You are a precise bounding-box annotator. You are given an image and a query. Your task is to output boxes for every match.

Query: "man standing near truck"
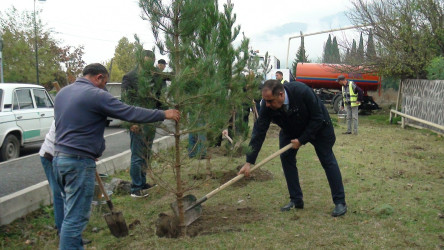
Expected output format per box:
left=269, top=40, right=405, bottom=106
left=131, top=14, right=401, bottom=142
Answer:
left=54, top=63, right=180, bottom=249
left=338, top=75, right=363, bottom=135
left=238, top=80, right=347, bottom=217
left=275, top=71, right=288, bottom=84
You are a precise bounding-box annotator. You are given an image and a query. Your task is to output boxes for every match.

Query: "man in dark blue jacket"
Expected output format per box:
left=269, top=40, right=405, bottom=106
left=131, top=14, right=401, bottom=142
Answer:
left=238, top=80, right=347, bottom=217
left=53, top=63, right=180, bottom=249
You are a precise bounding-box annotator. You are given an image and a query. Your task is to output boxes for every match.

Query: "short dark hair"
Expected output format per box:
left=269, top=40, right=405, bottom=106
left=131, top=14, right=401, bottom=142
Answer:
left=276, top=71, right=283, bottom=76
left=158, top=59, right=167, bottom=65
left=82, top=63, right=109, bottom=76
left=262, top=79, right=284, bottom=96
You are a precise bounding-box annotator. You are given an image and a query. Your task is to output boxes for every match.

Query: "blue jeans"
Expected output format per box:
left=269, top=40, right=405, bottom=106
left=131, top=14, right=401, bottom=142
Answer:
left=188, top=132, right=207, bottom=158
left=130, top=128, right=155, bottom=193
left=53, top=155, right=96, bottom=250
left=40, top=156, right=64, bottom=233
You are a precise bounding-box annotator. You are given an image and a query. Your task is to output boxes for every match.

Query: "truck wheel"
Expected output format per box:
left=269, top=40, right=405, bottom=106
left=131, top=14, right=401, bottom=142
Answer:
left=0, top=134, right=20, bottom=161
left=333, top=97, right=342, bottom=113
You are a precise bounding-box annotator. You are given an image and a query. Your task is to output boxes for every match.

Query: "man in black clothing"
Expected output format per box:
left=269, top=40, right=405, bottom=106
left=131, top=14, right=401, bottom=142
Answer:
left=122, top=50, right=165, bottom=198
left=238, top=80, right=347, bottom=217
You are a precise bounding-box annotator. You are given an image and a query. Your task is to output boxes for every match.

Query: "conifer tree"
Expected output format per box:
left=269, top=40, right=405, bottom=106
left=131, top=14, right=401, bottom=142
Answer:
left=344, top=48, right=351, bottom=64
left=366, top=29, right=376, bottom=62
left=357, top=32, right=365, bottom=63
left=138, top=0, right=255, bottom=236
left=349, top=39, right=357, bottom=65
left=292, top=34, right=309, bottom=72
left=322, top=34, right=333, bottom=63
left=332, top=36, right=341, bottom=63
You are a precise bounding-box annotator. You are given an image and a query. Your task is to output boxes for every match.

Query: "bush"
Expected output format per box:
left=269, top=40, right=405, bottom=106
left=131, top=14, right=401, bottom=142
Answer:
left=426, top=56, right=444, bottom=80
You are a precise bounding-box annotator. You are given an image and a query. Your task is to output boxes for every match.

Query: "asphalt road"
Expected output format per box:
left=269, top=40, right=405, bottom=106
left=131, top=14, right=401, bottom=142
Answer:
left=0, top=123, right=173, bottom=198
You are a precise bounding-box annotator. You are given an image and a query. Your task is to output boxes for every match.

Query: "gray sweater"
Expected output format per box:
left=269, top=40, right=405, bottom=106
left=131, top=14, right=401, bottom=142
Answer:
left=55, top=77, right=165, bottom=159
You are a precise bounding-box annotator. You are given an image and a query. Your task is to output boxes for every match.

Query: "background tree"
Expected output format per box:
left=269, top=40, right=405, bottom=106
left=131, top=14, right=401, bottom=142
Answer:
left=348, top=0, right=444, bottom=79
left=356, top=32, right=365, bottom=63
left=113, top=37, right=136, bottom=73
left=344, top=48, right=351, bottom=64
left=322, top=34, right=333, bottom=63
left=0, top=7, right=84, bottom=87
left=366, top=29, right=376, bottom=62
left=60, top=45, right=85, bottom=84
left=331, top=36, right=341, bottom=63
left=104, top=59, right=126, bottom=83
left=138, top=0, right=255, bottom=236
left=426, top=56, right=444, bottom=80
left=292, top=33, right=309, bottom=72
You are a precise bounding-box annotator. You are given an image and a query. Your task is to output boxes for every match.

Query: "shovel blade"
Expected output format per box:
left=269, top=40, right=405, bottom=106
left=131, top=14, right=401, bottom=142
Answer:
left=104, top=211, right=129, bottom=238
left=170, top=194, right=202, bottom=226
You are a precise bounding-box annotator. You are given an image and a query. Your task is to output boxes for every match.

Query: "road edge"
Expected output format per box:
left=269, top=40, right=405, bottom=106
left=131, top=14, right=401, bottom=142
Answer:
left=0, top=134, right=182, bottom=226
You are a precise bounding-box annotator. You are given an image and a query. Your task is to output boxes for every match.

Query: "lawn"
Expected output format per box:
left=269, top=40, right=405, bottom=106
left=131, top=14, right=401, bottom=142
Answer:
left=1, top=107, right=443, bottom=249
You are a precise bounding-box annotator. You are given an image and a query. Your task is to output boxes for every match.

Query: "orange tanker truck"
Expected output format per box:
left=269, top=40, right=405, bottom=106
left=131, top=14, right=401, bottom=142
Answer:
left=293, top=63, right=381, bottom=113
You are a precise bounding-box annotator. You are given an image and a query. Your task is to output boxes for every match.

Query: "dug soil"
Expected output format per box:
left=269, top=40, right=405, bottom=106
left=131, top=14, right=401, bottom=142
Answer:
left=186, top=205, right=261, bottom=237
left=156, top=167, right=273, bottom=238
left=219, top=166, right=274, bottom=187
left=155, top=205, right=262, bottom=238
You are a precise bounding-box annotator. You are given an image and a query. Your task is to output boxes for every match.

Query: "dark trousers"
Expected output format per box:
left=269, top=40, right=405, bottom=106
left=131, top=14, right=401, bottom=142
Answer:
left=279, top=126, right=346, bottom=205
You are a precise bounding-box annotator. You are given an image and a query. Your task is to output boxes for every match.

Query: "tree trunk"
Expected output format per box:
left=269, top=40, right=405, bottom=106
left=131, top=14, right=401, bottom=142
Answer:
left=174, top=120, right=186, bottom=237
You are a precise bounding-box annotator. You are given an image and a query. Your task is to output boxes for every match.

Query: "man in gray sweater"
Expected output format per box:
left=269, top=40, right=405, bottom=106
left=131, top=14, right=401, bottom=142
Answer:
left=53, top=63, right=180, bottom=250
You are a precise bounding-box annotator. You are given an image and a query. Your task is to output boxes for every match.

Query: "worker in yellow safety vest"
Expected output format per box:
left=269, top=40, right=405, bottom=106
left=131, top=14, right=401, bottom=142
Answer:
left=276, top=71, right=288, bottom=84
left=337, top=75, right=363, bottom=135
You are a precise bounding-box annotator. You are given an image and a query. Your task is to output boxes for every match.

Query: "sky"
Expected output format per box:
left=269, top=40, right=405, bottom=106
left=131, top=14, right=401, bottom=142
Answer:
left=0, top=0, right=360, bottom=68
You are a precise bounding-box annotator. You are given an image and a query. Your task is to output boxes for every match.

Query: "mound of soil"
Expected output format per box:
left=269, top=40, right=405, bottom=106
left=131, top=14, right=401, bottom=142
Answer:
left=155, top=205, right=262, bottom=238
left=219, top=166, right=274, bottom=187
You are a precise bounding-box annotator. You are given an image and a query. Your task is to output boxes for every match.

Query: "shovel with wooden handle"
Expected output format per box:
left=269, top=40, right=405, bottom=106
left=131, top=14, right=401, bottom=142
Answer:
left=171, top=143, right=293, bottom=226
left=95, top=171, right=129, bottom=238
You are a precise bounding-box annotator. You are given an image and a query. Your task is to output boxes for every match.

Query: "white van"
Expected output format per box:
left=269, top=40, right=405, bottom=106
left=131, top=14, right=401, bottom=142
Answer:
left=0, top=83, right=54, bottom=161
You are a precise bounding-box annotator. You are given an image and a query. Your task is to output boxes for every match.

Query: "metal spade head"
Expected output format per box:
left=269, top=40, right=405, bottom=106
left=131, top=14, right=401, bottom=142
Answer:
left=104, top=211, right=129, bottom=238
left=170, top=194, right=202, bottom=226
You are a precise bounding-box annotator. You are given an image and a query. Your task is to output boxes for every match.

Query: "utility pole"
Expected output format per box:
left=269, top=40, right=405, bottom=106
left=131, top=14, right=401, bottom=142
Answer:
left=0, top=33, right=4, bottom=83
left=33, top=0, right=40, bottom=85
left=33, top=0, right=46, bottom=85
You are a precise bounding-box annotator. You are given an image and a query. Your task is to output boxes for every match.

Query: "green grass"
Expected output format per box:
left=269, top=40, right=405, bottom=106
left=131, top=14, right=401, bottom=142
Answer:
left=1, top=108, right=444, bottom=249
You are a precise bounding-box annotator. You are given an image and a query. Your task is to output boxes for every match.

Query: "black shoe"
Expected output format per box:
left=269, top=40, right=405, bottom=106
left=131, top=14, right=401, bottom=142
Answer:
left=130, top=190, right=149, bottom=198
left=332, top=203, right=347, bottom=217
left=142, top=183, right=157, bottom=190
left=280, top=200, right=304, bottom=211
left=342, top=132, right=352, bottom=134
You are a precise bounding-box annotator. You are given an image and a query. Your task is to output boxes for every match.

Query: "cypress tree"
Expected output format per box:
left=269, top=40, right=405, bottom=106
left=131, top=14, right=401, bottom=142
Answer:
left=292, top=35, right=309, bottom=72
left=332, top=36, right=341, bottom=63
left=323, top=34, right=333, bottom=63
left=350, top=39, right=357, bottom=64
left=366, top=28, right=376, bottom=62
left=357, top=32, right=365, bottom=63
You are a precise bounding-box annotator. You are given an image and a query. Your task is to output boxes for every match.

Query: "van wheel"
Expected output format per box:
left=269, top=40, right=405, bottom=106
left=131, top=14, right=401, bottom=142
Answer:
left=0, top=134, right=20, bottom=161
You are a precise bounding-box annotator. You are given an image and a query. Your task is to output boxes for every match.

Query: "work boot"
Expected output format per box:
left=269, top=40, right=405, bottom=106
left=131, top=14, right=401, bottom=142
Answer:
left=342, top=132, right=352, bottom=135
left=280, top=200, right=304, bottom=211
left=332, top=203, right=347, bottom=217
